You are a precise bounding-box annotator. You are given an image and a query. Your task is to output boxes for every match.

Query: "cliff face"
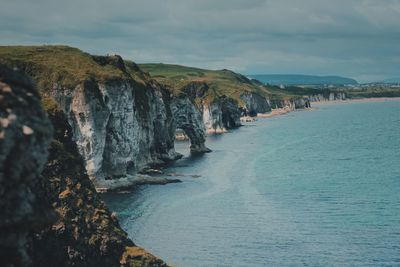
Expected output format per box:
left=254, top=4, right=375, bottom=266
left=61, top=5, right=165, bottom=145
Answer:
left=51, top=78, right=181, bottom=188
left=0, top=47, right=201, bottom=189
left=270, top=92, right=346, bottom=110
left=240, top=92, right=271, bottom=116
left=0, top=65, right=54, bottom=266
left=171, top=95, right=211, bottom=153
left=218, top=96, right=242, bottom=129
left=179, top=81, right=242, bottom=134
left=269, top=97, right=311, bottom=110
left=202, top=97, right=241, bottom=133
left=293, top=98, right=311, bottom=109
left=1, top=65, right=167, bottom=267
left=306, top=92, right=346, bottom=102
left=32, top=98, right=168, bottom=267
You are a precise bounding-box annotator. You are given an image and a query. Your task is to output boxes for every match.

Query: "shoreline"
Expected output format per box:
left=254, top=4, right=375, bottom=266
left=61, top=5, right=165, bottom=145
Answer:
left=256, top=106, right=303, bottom=119
left=253, top=97, right=400, bottom=120
left=100, top=96, right=400, bottom=193
left=311, top=97, right=400, bottom=106
left=111, top=95, right=400, bottom=267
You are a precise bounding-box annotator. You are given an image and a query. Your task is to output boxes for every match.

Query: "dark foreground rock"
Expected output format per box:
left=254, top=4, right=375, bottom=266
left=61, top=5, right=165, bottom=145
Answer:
left=0, top=64, right=54, bottom=266
left=0, top=46, right=192, bottom=190
left=0, top=65, right=169, bottom=266
left=32, top=99, right=168, bottom=267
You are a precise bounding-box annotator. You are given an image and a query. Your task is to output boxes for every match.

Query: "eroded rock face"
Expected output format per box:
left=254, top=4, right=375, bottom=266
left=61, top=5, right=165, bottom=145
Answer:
left=0, top=65, right=54, bottom=266
left=203, top=101, right=242, bottom=132
left=219, top=96, right=242, bottom=129
left=269, top=98, right=311, bottom=110
left=202, top=97, right=241, bottom=133
left=0, top=64, right=169, bottom=267
left=240, top=92, right=271, bottom=116
left=203, top=101, right=225, bottom=133
left=182, top=81, right=209, bottom=99
left=171, top=95, right=211, bottom=153
left=293, top=98, right=308, bottom=109
left=306, top=92, right=346, bottom=102
left=179, top=82, right=241, bottom=134
left=32, top=100, right=168, bottom=267
left=50, top=78, right=181, bottom=188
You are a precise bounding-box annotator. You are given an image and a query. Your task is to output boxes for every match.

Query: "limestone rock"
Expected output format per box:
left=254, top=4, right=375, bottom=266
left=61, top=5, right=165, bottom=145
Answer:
left=49, top=70, right=181, bottom=188
left=171, top=95, right=211, bottom=153
left=32, top=97, right=169, bottom=267
left=240, top=92, right=271, bottom=116
left=178, top=81, right=241, bottom=134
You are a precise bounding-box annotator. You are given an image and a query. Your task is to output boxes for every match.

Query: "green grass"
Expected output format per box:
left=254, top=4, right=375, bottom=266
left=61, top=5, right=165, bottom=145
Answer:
left=0, top=46, right=350, bottom=105
left=345, top=87, right=400, bottom=98
left=139, top=63, right=275, bottom=103
left=0, top=45, right=129, bottom=92
left=138, top=63, right=318, bottom=104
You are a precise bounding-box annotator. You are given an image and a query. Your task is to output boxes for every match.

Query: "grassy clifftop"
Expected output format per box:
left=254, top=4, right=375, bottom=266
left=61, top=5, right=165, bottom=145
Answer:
left=139, top=63, right=273, bottom=102
left=0, top=46, right=325, bottom=104
left=139, top=63, right=318, bottom=104
left=0, top=46, right=149, bottom=92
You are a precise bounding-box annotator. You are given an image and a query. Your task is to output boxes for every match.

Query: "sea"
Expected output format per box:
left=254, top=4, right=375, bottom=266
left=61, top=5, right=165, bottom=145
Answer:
left=103, top=99, right=400, bottom=267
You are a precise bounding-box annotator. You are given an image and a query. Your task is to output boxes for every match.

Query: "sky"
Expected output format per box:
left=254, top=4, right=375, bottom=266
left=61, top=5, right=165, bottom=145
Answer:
left=1, top=0, right=399, bottom=82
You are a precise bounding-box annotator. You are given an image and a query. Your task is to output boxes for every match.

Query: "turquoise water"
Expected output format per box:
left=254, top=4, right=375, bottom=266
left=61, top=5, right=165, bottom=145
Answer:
left=103, top=100, right=400, bottom=266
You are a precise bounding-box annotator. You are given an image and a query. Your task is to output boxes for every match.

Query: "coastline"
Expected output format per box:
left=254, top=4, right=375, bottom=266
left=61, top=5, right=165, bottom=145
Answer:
left=256, top=106, right=304, bottom=119
left=311, top=97, right=400, bottom=106
left=102, top=96, right=400, bottom=193
left=253, top=97, right=400, bottom=120
left=106, top=96, right=400, bottom=267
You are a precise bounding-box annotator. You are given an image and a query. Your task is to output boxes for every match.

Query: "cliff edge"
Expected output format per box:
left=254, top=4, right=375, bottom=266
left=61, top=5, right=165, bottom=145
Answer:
left=0, top=65, right=169, bottom=266
left=0, top=45, right=211, bottom=189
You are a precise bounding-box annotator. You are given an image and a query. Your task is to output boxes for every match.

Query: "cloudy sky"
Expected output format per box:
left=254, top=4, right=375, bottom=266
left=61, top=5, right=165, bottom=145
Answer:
left=1, top=0, right=399, bottom=82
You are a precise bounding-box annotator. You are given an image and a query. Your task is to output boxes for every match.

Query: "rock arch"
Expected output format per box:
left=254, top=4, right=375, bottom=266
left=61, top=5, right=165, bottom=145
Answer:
left=171, top=96, right=211, bottom=154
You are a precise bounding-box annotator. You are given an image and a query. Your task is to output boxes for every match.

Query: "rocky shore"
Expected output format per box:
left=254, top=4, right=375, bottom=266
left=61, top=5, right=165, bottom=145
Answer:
left=2, top=45, right=393, bottom=267
left=0, top=64, right=169, bottom=267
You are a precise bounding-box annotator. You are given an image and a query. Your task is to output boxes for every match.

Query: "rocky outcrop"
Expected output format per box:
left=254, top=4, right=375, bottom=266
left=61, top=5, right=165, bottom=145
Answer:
left=47, top=63, right=182, bottom=189
left=202, top=96, right=241, bottom=133
left=0, top=65, right=54, bottom=266
left=219, top=96, right=242, bottom=129
left=0, top=64, right=168, bottom=266
left=269, top=97, right=311, bottom=110
left=202, top=101, right=225, bottom=134
left=240, top=92, right=271, bottom=116
left=182, top=81, right=209, bottom=99
left=0, top=48, right=191, bottom=189
left=178, top=81, right=241, bottom=134
left=306, top=92, right=346, bottom=102
left=171, top=95, right=211, bottom=153
left=293, top=98, right=311, bottom=109
left=32, top=98, right=168, bottom=267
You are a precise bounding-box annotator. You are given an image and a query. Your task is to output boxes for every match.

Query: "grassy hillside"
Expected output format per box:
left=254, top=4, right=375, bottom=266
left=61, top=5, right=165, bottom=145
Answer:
left=0, top=46, right=325, bottom=105
left=0, top=46, right=149, bottom=93
left=139, top=63, right=276, bottom=103
left=139, top=63, right=337, bottom=106
left=344, top=87, right=400, bottom=99
left=248, top=74, right=358, bottom=85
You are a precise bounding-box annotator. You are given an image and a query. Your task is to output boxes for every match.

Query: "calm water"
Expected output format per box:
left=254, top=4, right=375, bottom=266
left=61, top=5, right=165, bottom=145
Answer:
left=103, top=100, right=400, bottom=267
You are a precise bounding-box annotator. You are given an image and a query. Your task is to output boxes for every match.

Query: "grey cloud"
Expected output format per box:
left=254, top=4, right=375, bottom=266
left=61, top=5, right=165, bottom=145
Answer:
left=1, top=0, right=399, bottom=82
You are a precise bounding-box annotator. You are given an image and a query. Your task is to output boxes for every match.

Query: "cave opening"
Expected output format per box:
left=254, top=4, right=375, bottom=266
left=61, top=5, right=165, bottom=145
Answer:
left=174, top=128, right=191, bottom=156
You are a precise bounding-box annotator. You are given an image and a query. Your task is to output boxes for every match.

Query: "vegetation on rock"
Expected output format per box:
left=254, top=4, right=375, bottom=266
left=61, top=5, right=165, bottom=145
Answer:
left=139, top=63, right=316, bottom=105
left=34, top=83, right=169, bottom=267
